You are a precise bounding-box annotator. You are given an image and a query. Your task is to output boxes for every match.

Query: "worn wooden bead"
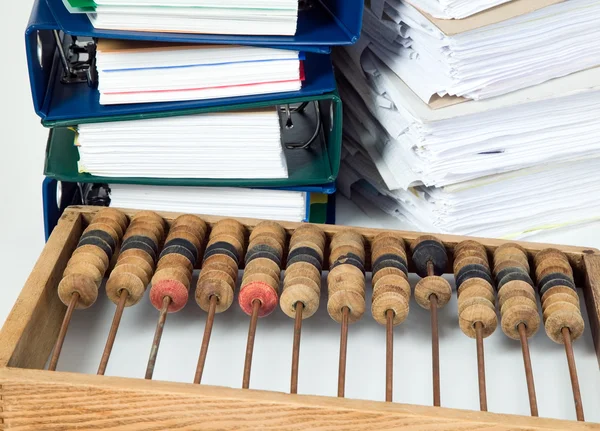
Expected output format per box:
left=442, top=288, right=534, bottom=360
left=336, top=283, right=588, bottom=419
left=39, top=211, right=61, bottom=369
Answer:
left=94, top=208, right=128, bottom=233
left=541, top=285, right=579, bottom=304
left=289, top=225, right=326, bottom=251
left=112, top=263, right=150, bottom=287
left=150, top=279, right=189, bottom=312
left=327, top=290, right=365, bottom=324
left=72, top=244, right=110, bottom=270
left=209, top=218, right=244, bottom=237
left=456, top=282, right=495, bottom=307
left=89, top=216, right=125, bottom=238
left=84, top=223, right=120, bottom=247
left=534, top=248, right=568, bottom=267
left=371, top=246, right=407, bottom=266
left=500, top=296, right=537, bottom=317
left=373, top=275, right=411, bottom=301
left=497, top=280, right=536, bottom=309
left=196, top=270, right=235, bottom=313
left=536, top=265, right=574, bottom=282
left=454, top=256, right=490, bottom=273
left=119, top=247, right=154, bottom=269
left=201, top=254, right=238, bottom=279
left=132, top=210, right=165, bottom=229
left=541, top=292, right=580, bottom=313
left=171, top=214, right=207, bottom=237
left=329, top=245, right=365, bottom=266
left=372, top=292, right=409, bottom=326
left=454, top=240, right=487, bottom=256
left=493, top=259, right=529, bottom=277
left=280, top=284, right=320, bottom=319
left=371, top=267, right=407, bottom=286
left=331, top=231, right=365, bottom=250
left=242, top=271, right=280, bottom=295
left=285, top=261, right=321, bottom=282
left=58, top=273, right=99, bottom=309
left=327, top=264, right=364, bottom=286
left=116, top=255, right=153, bottom=282
left=152, top=267, right=191, bottom=290
left=168, top=225, right=205, bottom=246
left=106, top=272, right=146, bottom=306
left=239, top=281, right=278, bottom=317
left=459, top=303, right=497, bottom=338
left=209, top=234, right=245, bottom=259
left=244, top=261, right=281, bottom=285
left=67, top=252, right=107, bottom=275
left=374, top=232, right=405, bottom=249
left=64, top=261, right=103, bottom=284
left=501, top=300, right=540, bottom=339
left=458, top=296, right=494, bottom=315
left=123, top=226, right=161, bottom=249
left=283, top=275, right=320, bottom=296
left=457, top=277, right=494, bottom=298
left=542, top=301, right=579, bottom=323
left=414, top=276, right=452, bottom=309
left=544, top=304, right=585, bottom=344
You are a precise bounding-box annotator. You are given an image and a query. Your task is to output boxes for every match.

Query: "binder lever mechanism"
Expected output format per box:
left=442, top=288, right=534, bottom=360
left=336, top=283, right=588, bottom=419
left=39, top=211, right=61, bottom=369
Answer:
left=52, top=31, right=98, bottom=87
left=280, top=101, right=322, bottom=150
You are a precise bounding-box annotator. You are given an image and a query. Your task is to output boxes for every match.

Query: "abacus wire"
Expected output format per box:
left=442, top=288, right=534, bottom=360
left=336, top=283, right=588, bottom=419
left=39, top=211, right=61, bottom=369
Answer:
left=97, top=289, right=129, bottom=375
left=242, top=299, right=261, bottom=389
left=386, top=309, right=394, bottom=402
left=338, top=306, right=349, bottom=398
left=562, top=327, right=584, bottom=421
left=48, top=292, right=79, bottom=371
left=290, top=302, right=304, bottom=394
left=475, top=321, right=487, bottom=411
left=194, top=295, right=218, bottom=384
left=517, top=322, right=538, bottom=417
left=145, top=296, right=171, bottom=380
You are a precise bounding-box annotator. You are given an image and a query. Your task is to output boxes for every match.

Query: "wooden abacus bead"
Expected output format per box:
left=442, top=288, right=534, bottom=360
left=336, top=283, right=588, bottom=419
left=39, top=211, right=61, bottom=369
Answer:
left=280, top=225, right=324, bottom=320
left=196, top=219, right=245, bottom=314
left=58, top=273, right=99, bottom=309
left=499, top=296, right=540, bottom=340
left=497, top=280, right=536, bottom=309
left=327, top=231, right=366, bottom=324
left=543, top=304, right=585, bottom=344
left=458, top=298, right=497, bottom=339
left=493, top=243, right=529, bottom=270
left=289, top=224, right=326, bottom=252
left=238, top=221, right=285, bottom=318
left=93, top=208, right=129, bottom=233
left=372, top=273, right=410, bottom=325
left=411, top=235, right=447, bottom=277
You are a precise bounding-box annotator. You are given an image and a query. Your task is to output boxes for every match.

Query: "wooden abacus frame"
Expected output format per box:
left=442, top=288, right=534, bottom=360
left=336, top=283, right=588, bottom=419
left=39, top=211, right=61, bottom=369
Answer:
left=1, top=206, right=600, bottom=430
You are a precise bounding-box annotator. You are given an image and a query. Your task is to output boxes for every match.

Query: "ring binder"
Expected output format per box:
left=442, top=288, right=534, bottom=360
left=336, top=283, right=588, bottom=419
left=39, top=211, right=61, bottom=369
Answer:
left=43, top=92, right=342, bottom=187
left=26, top=0, right=337, bottom=124
left=44, top=0, right=363, bottom=50
left=41, top=178, right=337, bottom=240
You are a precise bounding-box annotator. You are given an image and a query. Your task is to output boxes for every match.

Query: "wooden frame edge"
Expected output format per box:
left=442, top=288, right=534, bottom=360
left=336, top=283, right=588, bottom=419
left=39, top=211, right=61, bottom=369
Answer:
left=1, top=367, right=598, bottom=430
left=0, top=210, right=82, bottom=369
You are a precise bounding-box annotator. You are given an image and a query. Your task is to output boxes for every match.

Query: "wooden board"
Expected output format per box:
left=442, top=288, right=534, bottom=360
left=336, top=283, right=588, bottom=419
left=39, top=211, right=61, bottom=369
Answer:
left=0, top=206, right=599, bottom=429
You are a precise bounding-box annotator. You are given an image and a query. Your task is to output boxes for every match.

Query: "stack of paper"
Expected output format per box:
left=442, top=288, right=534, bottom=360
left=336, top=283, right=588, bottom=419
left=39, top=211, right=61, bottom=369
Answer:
left=76, top=108, right=288, bottom=179
left=109, top=184, right=308, bottom=221
left=96, top=40, right=303, bottom=105
left=333, top=0, right=600, bottom=239
left=339, top=141, right=600, bottom=240
left=62, top=0, right=299, bottom=36
left=402, top=0, right=513, bottom=19
left=361, top=0, right=600, bottom=101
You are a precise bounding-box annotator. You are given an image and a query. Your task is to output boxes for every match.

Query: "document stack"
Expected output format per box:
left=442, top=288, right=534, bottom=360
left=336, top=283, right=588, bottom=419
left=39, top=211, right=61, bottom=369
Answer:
left=334, top=0, right=600, bottom=239
left=26, top=0, right=365, bottom=237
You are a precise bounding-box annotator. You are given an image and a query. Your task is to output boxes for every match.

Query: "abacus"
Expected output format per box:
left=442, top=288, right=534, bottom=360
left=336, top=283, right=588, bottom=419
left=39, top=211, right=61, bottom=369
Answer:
left=1, top=206, right=600, bottom=430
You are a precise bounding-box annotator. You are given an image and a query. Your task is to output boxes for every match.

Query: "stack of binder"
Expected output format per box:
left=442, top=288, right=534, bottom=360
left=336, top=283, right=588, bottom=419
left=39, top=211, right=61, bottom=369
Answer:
left=334, top=0, right=600, bottom=239
left=26, top=0, right=364, bottom=238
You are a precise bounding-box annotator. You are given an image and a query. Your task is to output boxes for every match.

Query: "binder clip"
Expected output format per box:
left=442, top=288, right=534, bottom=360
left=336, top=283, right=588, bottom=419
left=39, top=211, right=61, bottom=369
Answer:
left=280, top=101, right=322, bottom=150
left=52, top=31, right=97, bottom=87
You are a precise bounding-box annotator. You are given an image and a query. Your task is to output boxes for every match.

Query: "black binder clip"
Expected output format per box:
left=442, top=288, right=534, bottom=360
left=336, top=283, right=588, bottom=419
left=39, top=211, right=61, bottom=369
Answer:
left=280, top=101, right=323, bottom=150
left=52, top=31, right=98, bottom=87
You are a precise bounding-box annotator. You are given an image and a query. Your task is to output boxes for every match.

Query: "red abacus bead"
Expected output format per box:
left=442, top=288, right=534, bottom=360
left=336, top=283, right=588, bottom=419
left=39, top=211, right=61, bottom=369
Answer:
left=150, top=279, right=189, bottom=313
left=238, top=281, right=278, bottom=318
